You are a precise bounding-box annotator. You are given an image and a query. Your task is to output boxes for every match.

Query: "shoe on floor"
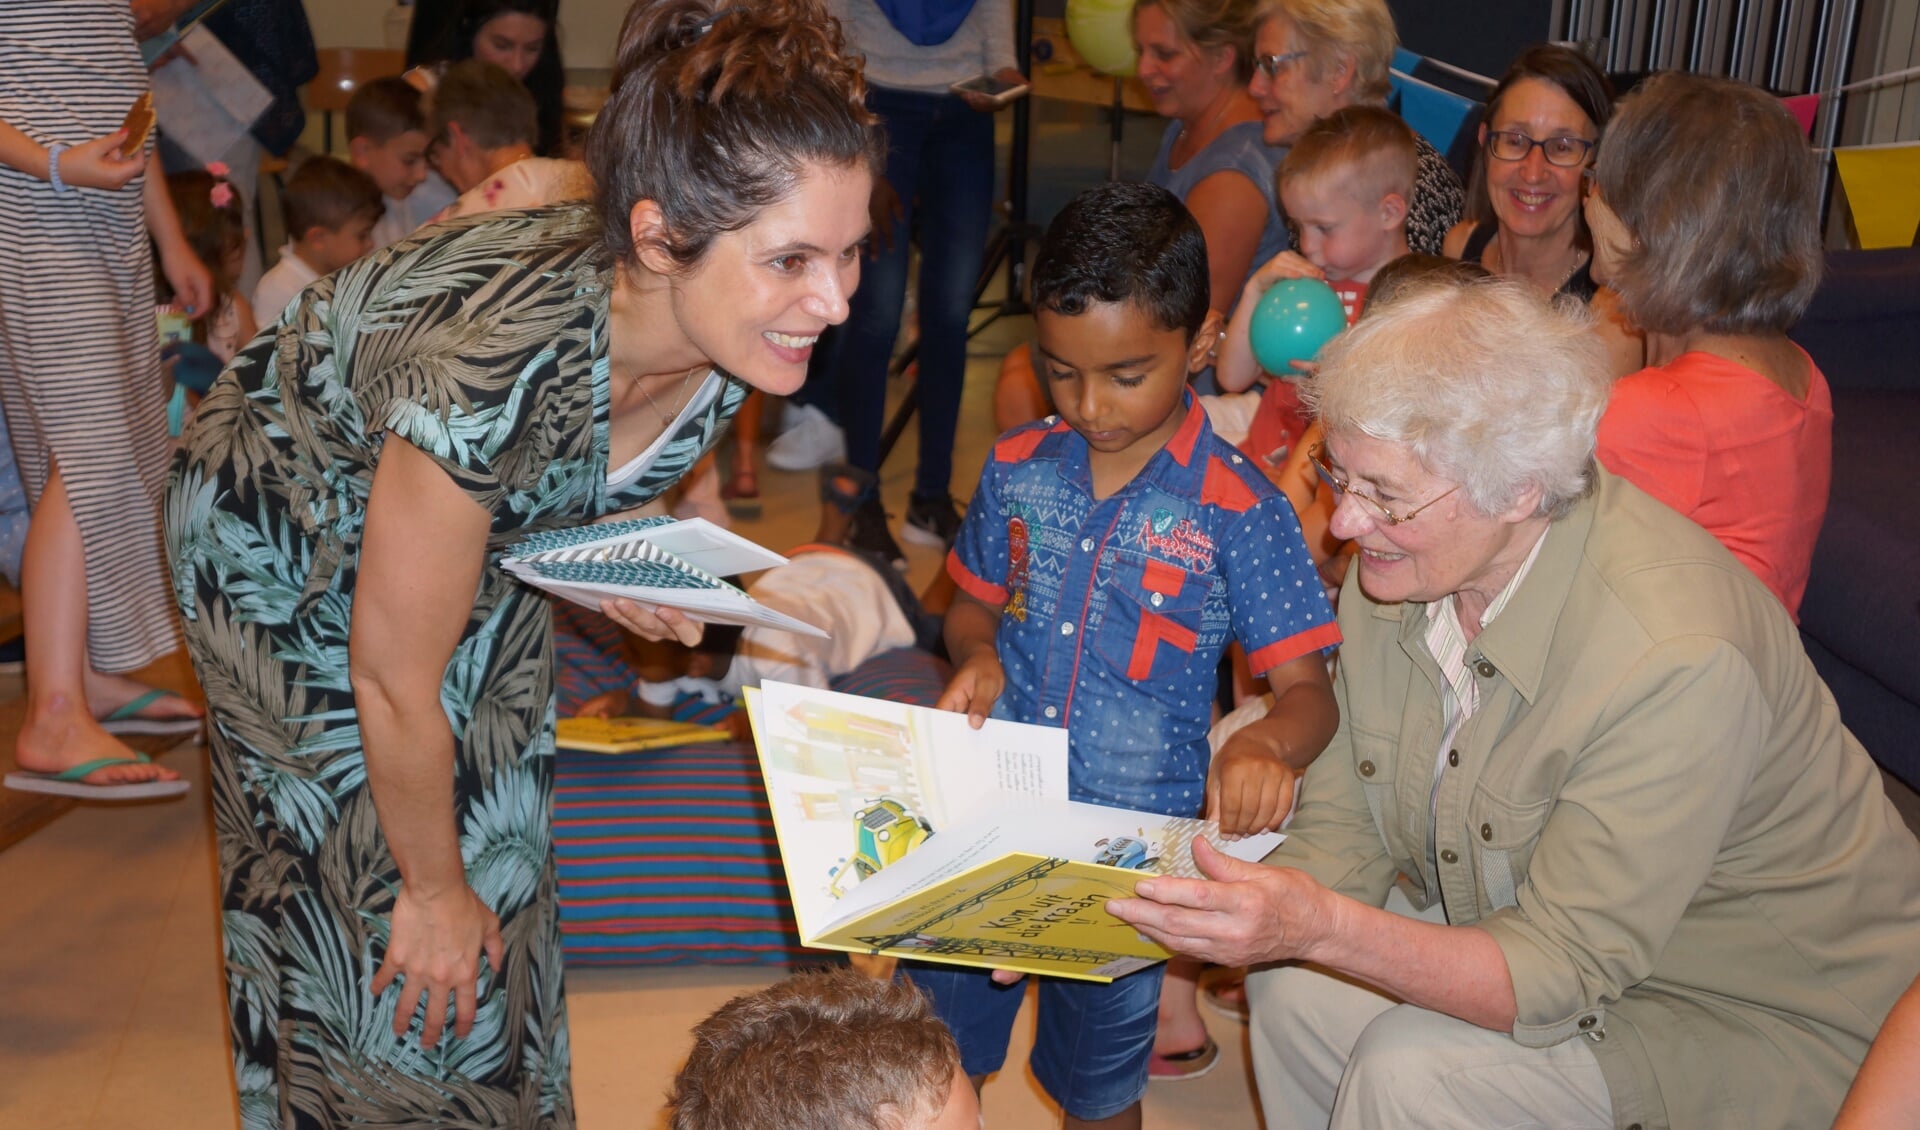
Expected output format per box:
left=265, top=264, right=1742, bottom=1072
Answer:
left=766, top=403, right=845, bottom=472
left=1148, top=1035, right=1220, bottom=1081
left=900, top=492, right=963, bottom=549
left=5, top=752, right=190, bottom=800
left=0, top=633, right=21, bottom=676
left=847, top=494, right=907, bottom=571
left=98, top=688, right=205, bottom=737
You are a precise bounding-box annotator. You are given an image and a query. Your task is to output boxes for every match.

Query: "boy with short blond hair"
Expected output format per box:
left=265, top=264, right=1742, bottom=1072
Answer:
left=251, top=156, right=383, bottom=322
left=346, top=76, right=432, bottom=250
left=1276, top=104, right=1417, bottom=288
left=1218, top=104, right=1418, bottom=476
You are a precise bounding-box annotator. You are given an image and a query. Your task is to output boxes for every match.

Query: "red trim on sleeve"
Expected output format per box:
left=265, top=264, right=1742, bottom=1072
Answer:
left=1127, top=609, right=1200, bottom=679
left=947, top=550, right=1008, bottom=606
left=1200, top=457, right=1262, bottom=512
left=1246, top=621, right=1343, bottom=675
left=1141, top=558, right=1185, bottom=596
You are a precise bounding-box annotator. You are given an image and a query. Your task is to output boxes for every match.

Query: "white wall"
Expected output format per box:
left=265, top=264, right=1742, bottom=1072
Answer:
left=304, top=0, right=630, bottom=71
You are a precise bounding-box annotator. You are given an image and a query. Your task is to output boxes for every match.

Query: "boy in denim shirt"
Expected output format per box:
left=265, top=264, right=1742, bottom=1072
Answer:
left=920, top=181, right=1341, bottom=1127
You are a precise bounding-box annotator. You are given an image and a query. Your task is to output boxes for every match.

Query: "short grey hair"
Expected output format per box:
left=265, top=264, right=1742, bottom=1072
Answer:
left=1302, top=278, right=1611, bottom=520
left=1255, top=0, right=1397, bottom=105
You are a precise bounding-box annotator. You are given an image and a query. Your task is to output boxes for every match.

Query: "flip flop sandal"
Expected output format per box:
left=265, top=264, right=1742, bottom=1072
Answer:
left=1147, top=1035, right=1220, bottom=1081
left=818, top=462, right=878, bottom=517
left=5, top=753, right=190, bottom=800
left=721, top=471, right=763, bottom=519
left=98, top=688, right=205, bottom=737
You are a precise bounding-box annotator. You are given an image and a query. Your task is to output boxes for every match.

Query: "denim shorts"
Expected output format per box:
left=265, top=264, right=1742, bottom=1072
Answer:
left=903, top=961, right=1167, bottom=1120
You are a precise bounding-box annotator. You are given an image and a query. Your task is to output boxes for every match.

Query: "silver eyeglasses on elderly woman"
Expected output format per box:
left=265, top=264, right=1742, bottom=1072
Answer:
left=1107, top=275, right=1920, bottom=1130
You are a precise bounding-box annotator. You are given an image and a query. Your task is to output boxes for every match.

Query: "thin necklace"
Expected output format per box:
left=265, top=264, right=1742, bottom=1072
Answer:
left=1174, top=91, right=1236, bottom=165
left=1492, top=234, right=1587, bottom=294
left=631, top=365, right=702, bottom=427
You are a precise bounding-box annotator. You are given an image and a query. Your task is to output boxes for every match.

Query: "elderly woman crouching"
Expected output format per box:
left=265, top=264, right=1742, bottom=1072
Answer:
left=1109, top=276, right=1920, bottom=1129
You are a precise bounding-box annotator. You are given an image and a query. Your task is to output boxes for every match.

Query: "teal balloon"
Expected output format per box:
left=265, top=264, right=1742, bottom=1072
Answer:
left=1249, top=278, right=1347, bottom=374
left=1065, top=0, right=1138, bottom=77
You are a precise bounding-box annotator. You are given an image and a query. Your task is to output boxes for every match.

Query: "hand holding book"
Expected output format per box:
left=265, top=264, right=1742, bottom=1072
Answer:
left=502, top=516, right=827, bottom=638
left=745, top=682, right=1284, bottom=982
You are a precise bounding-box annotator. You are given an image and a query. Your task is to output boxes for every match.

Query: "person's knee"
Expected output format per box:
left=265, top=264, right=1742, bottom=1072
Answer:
left=1249, top=964, right=1354, bottom=1029
left=1338, top=1006, right=1481, bottom=1118
left=1247, top=964, right=1358, bottom=1065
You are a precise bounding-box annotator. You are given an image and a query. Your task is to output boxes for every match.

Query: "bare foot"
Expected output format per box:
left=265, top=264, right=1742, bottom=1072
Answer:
left=83, top=669, right=204, bottom=723
left=15, top=692, right=183, bottom=785
left=1152, top=1017, right=1213, bottom=1057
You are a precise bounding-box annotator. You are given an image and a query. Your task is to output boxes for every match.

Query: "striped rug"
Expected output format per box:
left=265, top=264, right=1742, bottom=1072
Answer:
left=553, top=640, right=950, bottom=965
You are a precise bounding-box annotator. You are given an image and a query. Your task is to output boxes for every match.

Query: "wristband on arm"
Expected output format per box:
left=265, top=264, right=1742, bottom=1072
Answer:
left=47, top=143, right=70, bottom=193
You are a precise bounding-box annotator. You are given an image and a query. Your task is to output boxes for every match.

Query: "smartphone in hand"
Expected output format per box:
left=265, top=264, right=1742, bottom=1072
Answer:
left=951, top=74, right=1031, bottom=107
left=118, top=92, right=156, bottom=159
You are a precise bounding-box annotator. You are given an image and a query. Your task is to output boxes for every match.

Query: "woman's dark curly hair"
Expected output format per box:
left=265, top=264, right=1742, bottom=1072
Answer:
left=587, top=0, right=883, bottom=273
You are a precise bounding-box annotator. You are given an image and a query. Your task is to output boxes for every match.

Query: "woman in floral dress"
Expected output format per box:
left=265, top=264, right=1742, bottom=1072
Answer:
left=165, top=2, right=880, bottom=1125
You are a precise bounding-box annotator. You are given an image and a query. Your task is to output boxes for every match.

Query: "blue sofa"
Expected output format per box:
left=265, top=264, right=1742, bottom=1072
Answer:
left=1789, top=247, right=1920, bottom=789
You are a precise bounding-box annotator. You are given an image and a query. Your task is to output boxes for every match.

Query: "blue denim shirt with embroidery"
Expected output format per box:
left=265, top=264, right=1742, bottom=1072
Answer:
left=948, top=395, right=1340, bottom=817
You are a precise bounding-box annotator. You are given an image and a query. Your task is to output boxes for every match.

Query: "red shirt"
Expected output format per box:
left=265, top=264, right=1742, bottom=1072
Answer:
left=1596, top=348, right=1832, bottom=620
left=1239, top=279, right=1368, bottom=473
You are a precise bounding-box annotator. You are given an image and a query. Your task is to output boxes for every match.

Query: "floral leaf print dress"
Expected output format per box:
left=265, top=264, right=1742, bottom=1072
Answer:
left=167, top=203, right=745, bottom=1129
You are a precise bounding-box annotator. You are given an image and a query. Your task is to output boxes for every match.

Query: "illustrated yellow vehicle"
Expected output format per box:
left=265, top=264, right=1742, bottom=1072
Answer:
left=827, top=797, right=932, bottom=897
left=1093, top=835, right=1161, bottom=871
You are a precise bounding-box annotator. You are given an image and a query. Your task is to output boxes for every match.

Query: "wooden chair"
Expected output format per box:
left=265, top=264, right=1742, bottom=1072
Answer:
left=305, top=47, right=406, bottom=155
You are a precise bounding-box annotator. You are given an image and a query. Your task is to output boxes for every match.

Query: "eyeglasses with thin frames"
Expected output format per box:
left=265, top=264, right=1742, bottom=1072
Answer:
left=1483, top=129, right=1595, bottom=168
left=1308, top=444, right=1460, bottom=525
left=1254, top=49, right=1310, bottom=79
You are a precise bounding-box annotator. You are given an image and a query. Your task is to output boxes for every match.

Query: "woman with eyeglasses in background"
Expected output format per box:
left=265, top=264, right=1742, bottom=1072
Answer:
left=1444, top=44, right=1642, bottom=375
left=1247, top=0, right=1461, bottom=254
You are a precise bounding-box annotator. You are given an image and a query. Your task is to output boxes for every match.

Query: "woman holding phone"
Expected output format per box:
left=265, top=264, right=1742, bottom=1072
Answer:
left=0, top=0, right=212, bottom=801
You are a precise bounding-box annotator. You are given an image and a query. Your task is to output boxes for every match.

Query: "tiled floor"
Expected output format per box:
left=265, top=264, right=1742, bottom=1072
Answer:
left=0, top=303, right=1280, bottom=1129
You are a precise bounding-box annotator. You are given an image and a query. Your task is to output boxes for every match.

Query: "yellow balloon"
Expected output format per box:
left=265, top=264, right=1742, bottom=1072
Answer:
left=1065, top=0, right=1138, bottom=78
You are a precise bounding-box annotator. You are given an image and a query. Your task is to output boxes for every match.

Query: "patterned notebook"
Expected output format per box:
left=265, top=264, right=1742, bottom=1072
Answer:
left=502, top=517, right=827, bottom=637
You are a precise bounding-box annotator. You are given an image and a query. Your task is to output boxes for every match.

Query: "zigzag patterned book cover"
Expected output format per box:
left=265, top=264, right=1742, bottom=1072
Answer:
left=502, top=516, right=827, bottom=637
left=743, top=681, right=1283, bottom=982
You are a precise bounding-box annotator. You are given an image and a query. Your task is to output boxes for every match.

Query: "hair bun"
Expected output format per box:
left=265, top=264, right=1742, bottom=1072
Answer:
left=610, top=0, right=866, bottom=111
left=587, top=0, right=880, bottom=270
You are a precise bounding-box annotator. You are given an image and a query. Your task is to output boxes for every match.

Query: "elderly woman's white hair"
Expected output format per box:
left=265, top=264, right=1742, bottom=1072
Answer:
left=1302, top=278, right=1610, bottom=520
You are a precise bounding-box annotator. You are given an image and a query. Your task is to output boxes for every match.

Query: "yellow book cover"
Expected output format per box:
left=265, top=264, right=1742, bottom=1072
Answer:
left=744, top=682, right=1282, bottom=983
left=555, top=716, right=730, bottom=754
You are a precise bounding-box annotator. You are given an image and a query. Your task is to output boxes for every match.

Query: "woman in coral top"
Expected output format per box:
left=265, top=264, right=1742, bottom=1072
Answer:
left=1586, top=72, right=1830, bottom=619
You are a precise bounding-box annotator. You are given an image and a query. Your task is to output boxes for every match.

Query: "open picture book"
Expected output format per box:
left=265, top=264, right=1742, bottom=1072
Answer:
left=744, top=681, right=1283, bottom=983
left=502, top=516, right=826, bottom=637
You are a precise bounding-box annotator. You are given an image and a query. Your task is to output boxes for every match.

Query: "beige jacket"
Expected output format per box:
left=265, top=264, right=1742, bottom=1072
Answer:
left=1272, top=470, right=1920, bottom=1129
